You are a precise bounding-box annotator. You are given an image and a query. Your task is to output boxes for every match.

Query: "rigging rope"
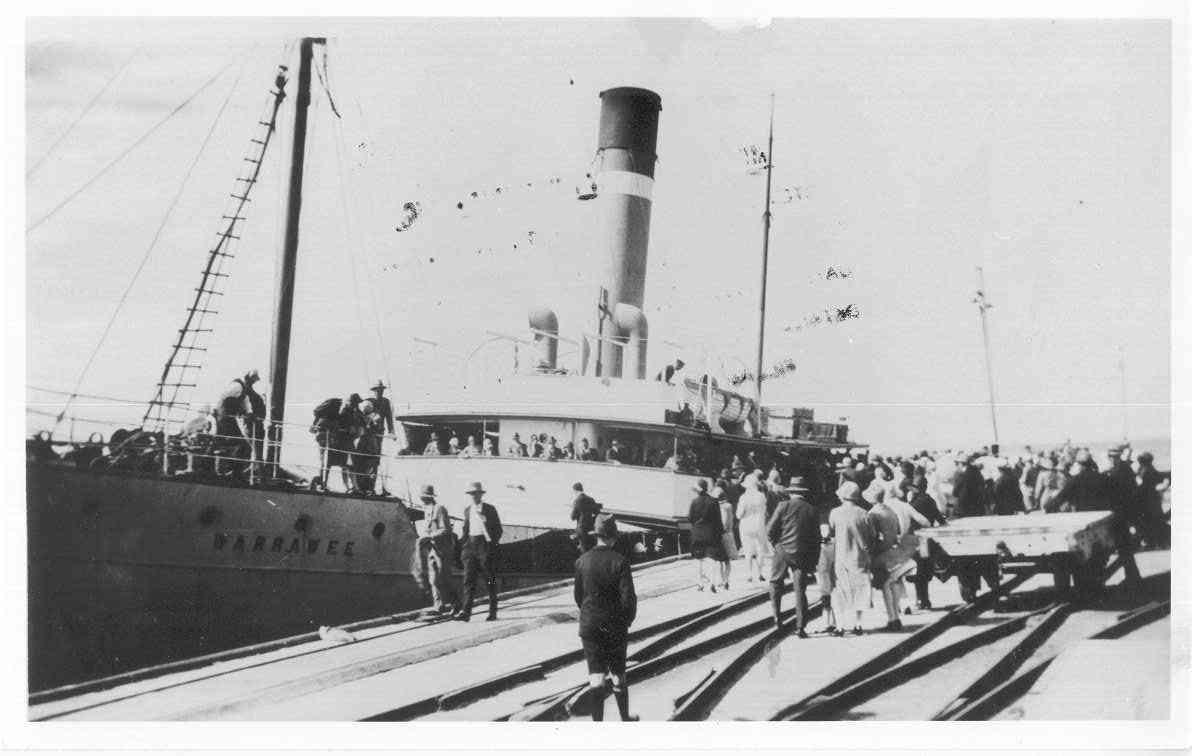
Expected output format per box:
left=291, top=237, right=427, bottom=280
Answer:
left=329, top=96, right=378, bottom=382
left=26, top=47, right=140, bottom=179
left=50, top=55, right=251, bottom=431
left=314, top=43, right=341, bottom=119
left=337, top=74, right=395, bottom=390
left=26, top=59, right=234, bottom=235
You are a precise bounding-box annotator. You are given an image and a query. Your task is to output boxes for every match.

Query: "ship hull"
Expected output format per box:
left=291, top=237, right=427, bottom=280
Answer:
left=26, top=463, right=432, bottom=690
left=26, top=458, right=682, bottom=690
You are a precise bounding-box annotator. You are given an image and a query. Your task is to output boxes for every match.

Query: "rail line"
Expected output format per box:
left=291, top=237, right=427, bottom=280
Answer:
left=372, top=563, right=1167, bottom=723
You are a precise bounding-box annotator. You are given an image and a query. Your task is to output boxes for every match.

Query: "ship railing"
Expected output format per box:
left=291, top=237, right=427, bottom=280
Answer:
left=29, top=408, right=798, bottom=494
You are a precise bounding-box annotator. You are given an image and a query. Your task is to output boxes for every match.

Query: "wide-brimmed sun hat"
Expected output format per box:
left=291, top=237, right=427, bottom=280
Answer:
left=836, top=481, right=864, bottom=504
left=464, top=481, right=486, bottom=495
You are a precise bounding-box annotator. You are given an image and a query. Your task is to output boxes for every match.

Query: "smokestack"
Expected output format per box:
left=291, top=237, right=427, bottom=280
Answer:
left=528, top=307, right=559, bottom=371
left=592, top=87, right=661, bottom=378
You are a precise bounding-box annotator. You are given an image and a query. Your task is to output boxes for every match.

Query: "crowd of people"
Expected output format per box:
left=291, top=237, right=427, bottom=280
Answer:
left=682, top=441, right=1170, bottom=637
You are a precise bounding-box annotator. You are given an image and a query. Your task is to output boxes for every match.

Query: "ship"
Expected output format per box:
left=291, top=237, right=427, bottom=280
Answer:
left=26, top=38, right=860, bottom=691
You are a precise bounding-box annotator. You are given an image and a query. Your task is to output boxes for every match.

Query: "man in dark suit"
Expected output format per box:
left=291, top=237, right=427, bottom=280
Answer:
left=570, top=482, right=601, bottom=553
left=572, top=514, right=638, bottom=722
left=906, top=476, right=946, bottom=609
left=952, top=454, right=988, bottom=517
left=766, top=476, right=821, bottom=637
left=452, top=482, right=503, bottom=622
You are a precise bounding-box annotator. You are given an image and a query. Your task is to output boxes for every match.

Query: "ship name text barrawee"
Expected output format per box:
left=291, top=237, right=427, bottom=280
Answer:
left=212, top=533, right=356, bottom=557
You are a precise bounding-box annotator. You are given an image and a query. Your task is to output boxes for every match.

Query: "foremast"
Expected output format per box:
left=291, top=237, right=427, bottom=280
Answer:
left=266, top=37, right=326, bottom=472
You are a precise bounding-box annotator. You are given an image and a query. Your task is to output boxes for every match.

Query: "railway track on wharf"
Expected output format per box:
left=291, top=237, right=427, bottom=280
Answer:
left=412, top=553, right=1167, bottom=723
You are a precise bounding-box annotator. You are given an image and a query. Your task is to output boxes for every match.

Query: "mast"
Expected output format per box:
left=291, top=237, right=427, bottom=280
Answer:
left=973, top=266, right=1000, bottom=447
left=753, top=94, right=775, bottom=437
left=267, top=36, right=325, bottom=471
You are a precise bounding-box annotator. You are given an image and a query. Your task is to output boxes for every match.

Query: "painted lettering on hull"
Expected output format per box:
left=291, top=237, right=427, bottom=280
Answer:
left=212, top=533, right=355, bottom=557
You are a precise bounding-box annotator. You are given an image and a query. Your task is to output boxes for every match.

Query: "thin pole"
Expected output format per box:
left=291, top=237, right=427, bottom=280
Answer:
left=267, top=37, right=325, bottom=471
left=974, top=266, right=999, bottom=446
left=1119, top=345, right=1128, bottom=443
left=753, top=94, right=775, bottom=438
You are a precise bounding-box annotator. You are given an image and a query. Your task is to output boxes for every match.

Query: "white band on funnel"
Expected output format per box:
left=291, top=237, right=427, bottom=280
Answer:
left=597, top=170, right=654, bottom=201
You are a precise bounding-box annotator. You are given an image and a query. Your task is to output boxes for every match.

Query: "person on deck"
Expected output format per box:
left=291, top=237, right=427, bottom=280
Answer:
left=367, top=380, right=395, bottom=437
left=352, top=400, right=384, bottom=494
left=240, top=370, right=266, bottom=474
left=572, top=514, right=639, bottom=722
left=453, top=482, right=503, bottom=622
left=460, top=435, right=482, bottom=458
left=213, top=371, right=253, bottom=477
left=605, top=439, right=626, bottom=464
left=765, top=476, right=821, bottom=637
left=334, top=394, right=364, bottom=492
left=687, top=479, right=726, bottom=592
left=507, top=433, right=528, bottom=457
left=579, top=438, right=598, bottom=461
left=423, top=432, right=442, bottom=456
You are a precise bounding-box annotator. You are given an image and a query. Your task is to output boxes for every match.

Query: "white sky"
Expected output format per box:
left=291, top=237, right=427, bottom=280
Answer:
left=24, top=17, right=1173, bottom=452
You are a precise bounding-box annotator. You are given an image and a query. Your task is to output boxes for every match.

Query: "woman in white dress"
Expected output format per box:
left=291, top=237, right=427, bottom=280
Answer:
left=735, top=474, right=771, bottom=582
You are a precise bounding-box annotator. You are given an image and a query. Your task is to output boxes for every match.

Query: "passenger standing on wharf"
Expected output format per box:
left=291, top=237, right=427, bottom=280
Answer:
left=992, top=462, right=1026, bottom=515
left=766, top=475, right=821, bottom=637
left=865, top=487, right=915, bottom=631
left=906, top=476, right=946, bottom=609
left=816, top=497, right=839, bottom=635
left=829, top=481, right=876, bottom=636
left=713, top=484, right=738, bottom=591
left=571, top=482, right=602, bottom=553
left=1134, top=452, right=1170, bottom=549
left=1035, top=457, right=1067, bottom=513
left=737, top=471, right=772, bottom=582
left=1052, top=450, right=1112, bottom=512
left=454, top=482, right=503, bottom=622
left=953, top=454, right=988, bottom=518
left=573, top=514, right=638, bottom=722
left=687, top=479, right=726, bottom=592
left=1103, top=445, right=1143, bottom=586
left=418, top=485, right=457, bottom=615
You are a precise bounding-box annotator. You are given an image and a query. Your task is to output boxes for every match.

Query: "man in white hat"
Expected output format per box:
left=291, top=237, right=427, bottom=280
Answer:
left=453, top=482, right=503, bottom=621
